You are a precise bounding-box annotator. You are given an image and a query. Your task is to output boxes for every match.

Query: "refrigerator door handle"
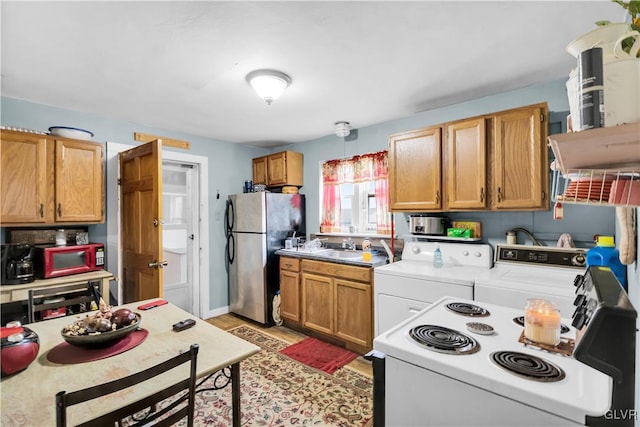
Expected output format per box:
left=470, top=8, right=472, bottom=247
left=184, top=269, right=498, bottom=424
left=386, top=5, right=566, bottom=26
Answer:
left=224, top=198, right=234, bottom=236
left=226, top=233, right=235, bottom=265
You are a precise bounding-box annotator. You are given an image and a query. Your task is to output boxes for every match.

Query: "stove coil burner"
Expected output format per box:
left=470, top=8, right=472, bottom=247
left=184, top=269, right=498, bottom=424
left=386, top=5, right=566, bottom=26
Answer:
left=512, top=316, right=570, bottom=334
left=445, top=302, right=490, bottom=317
left=409, top=325, right=480, bottom=355
left=490, top=351, right=565, bottom=382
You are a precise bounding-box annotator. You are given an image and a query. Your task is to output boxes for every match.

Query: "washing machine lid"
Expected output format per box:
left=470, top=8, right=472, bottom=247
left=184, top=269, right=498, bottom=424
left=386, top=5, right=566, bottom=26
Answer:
left=374, top=260, right=488, bottom=286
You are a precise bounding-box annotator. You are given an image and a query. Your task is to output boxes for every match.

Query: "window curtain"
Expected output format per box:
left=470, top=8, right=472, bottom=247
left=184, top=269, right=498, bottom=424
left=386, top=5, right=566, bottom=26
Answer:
left=320, top=150, right=391, bottom=234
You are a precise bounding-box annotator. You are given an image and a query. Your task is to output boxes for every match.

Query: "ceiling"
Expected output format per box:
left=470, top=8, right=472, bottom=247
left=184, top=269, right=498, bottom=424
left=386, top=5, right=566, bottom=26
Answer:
left=0, top=1, right=626, bottom=147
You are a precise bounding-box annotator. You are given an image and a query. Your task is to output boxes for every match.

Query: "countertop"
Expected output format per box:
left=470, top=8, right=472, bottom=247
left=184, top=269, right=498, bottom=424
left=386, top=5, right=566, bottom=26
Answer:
left=276, top=248, right=388, bottom=267
left=1, top=270, right=114, bottom=304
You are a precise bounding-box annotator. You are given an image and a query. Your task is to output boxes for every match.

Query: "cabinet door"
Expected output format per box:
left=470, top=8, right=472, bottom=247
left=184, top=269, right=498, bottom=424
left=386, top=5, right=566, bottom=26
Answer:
left=280, top=270, right=300, bottom=322
left=335, top=279, right=372, bottom=348
left=445, top=118, right=487, bottom=209
left=55, top=139, right=105, bottom=222
left=301, top=272, right=333, bottom=335
left=267, top=152, right=287, bottom=185
left=0, top=132, right=50, bottom=224
left=493, top=106, right=548, bottom=209
left=388, top=127, right=442, bottom=211
left=252, top=156, right=268, bottom=185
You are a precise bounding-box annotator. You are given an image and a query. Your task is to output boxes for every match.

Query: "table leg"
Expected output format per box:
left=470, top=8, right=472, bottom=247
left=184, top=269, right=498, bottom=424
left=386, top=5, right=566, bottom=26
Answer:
left=231, top=362, right=240, bottom=427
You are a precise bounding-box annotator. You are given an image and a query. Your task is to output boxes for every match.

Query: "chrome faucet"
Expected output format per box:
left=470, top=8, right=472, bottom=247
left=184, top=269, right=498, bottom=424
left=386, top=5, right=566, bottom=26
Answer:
left=342, top=237, right=357, bottom=251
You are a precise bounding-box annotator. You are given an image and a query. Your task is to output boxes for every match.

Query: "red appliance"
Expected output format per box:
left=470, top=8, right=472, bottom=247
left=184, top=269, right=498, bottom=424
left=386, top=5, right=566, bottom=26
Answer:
left=1, top=326, right=39, bottom=376
left=32, top=243, right=105, bottom=279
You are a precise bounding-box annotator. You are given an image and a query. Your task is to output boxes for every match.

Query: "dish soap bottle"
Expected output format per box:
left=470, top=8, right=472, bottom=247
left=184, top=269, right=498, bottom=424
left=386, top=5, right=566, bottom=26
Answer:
left=362, top=238, right=372, bottom=262
left=433, top=244, right=443, bottom=268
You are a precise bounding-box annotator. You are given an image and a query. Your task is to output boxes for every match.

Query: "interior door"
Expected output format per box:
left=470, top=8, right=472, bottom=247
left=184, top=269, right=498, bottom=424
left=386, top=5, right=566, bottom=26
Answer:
left=119, top=140, right=164, bottom=303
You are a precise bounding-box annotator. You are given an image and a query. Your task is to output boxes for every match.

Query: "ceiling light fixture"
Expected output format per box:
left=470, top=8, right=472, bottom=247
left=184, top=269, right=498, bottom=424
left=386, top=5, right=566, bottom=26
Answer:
left=335, top=121, right=351, bottom=137
left=246, top=69, right=291, bottom=105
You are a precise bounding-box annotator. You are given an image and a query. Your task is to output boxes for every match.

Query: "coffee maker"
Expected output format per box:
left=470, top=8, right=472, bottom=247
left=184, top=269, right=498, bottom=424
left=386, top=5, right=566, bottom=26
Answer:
left=1, top=244, right=35, bottom=285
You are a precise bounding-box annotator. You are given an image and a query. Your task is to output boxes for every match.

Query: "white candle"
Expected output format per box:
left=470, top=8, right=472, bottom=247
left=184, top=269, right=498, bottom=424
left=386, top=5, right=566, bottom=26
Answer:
left=524, top=300, right=561, bottom=346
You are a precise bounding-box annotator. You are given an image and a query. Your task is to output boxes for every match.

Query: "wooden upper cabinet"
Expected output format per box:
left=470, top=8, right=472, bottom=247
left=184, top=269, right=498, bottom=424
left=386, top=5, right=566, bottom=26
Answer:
left=54, top=139, right=104, bottom=222
left=0, top=130, right=105, bottom=226
left=252, top=150, right=303, bottom=187
left=445, top=118, right=487, bottom=209
left=491, top=104, right=549, bottom=210
left=388, top=126, right=442, bottom=211
left=252, top=156, right=268, bottom=185
left=0, top=132, right=50, bottom=224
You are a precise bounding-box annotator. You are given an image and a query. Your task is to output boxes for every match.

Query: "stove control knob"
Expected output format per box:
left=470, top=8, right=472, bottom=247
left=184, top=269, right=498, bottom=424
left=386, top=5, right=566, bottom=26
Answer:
left=572, top=311, right=587, bottom=330
left=411, top=246, right=421, bottom=255
left=474, top=251, right=482, bottom=257
left=463, top=251, right=469, bottom=256
left=573, top=294, right=586, bottom=307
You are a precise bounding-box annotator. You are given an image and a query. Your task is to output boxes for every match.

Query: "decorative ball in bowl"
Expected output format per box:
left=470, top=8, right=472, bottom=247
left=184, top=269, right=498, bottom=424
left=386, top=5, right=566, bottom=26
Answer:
left=61, top=308, right=141, bottom=348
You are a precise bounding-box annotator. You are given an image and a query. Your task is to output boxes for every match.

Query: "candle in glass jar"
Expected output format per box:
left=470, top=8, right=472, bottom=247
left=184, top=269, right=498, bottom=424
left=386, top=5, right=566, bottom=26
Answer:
left=524, top=299, right=561, bottom=346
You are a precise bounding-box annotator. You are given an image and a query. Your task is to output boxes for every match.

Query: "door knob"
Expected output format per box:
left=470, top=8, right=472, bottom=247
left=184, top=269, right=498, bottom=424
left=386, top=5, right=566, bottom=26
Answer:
left=148, top=260, right=169, bottom=269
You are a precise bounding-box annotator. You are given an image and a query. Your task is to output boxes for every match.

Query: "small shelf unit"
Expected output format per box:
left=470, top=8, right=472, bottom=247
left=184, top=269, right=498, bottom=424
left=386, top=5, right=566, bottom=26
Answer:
left=548, top=123, right=640, bottom=207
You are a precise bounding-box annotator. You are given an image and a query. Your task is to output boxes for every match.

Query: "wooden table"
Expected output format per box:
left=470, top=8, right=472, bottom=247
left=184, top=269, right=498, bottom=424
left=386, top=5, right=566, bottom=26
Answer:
left=0, top=300, right=260, bottom=426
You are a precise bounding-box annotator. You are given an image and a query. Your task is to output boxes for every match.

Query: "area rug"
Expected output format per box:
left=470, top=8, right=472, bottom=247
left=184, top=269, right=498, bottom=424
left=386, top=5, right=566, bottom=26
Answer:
left=279, top=337, right=359, bottom=374
left=192, top=325, right=373, bottom=426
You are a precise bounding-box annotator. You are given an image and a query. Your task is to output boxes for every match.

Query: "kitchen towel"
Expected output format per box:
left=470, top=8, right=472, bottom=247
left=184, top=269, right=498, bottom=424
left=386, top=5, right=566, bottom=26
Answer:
left=279, top=337, right=358, bottom=374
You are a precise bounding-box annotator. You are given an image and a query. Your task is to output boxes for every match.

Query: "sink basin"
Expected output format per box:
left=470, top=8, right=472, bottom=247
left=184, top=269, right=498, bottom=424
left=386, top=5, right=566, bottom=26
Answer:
left=325, top=250, right=364, bottom=260
left=279, top=248, right=333, bottom=255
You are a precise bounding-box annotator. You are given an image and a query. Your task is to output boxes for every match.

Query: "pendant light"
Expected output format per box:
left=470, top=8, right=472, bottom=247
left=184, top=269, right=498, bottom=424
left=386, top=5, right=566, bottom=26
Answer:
left=246, top=69, right=291, bottom=105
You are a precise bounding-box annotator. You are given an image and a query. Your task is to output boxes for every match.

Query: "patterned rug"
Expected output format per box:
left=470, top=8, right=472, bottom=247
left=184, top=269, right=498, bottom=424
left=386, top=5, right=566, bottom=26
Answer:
left=193, top=325, right=374, bottom=426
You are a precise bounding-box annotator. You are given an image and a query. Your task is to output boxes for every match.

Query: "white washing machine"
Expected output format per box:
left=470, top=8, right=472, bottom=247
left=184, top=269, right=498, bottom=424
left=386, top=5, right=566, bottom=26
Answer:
left=474, top=244, right=587, bottom=317
left=373, top=241, right=493, bottom=336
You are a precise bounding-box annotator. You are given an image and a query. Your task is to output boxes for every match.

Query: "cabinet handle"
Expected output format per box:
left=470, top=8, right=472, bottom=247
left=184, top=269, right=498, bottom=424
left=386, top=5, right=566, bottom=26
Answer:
left=39, top=203, right=44, bottom=218
left=541, top=191, right=546, bottom=201
left=285, top=263, right=293, bottom=268
left=497, top=187, right=503, bottom=203
left=57, top=203, right=62, bottom=216
left=480, top=187, right=484, bottom=202
left=435, top=190, right=440, bottom=205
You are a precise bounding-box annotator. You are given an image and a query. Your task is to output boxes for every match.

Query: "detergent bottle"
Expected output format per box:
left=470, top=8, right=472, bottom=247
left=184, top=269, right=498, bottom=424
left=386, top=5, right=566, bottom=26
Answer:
left=586, top=235, right=626, bottom=290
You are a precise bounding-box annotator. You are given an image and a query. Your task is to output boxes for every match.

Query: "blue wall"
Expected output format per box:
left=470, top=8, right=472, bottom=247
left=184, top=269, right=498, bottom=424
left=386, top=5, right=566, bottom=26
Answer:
left=288, top=77, right=614, bottom=247
left=0, top=77, right=615, bottom=313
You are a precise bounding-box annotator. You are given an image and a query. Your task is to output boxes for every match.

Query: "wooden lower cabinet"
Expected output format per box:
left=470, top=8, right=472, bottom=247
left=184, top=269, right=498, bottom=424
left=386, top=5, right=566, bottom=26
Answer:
left=279, top=257, right=301, bottom=322
left=334, top=279, right=371, bottom=348
left=280, top=257, right=373, bottom=354
left=301, top=272, right=334, bottom=335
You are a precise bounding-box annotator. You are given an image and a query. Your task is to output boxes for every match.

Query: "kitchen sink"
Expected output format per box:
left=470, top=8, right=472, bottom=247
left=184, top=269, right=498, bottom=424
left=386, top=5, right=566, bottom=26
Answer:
left=324, top=249, right=364, bottom=260
left=278, top=247, right=333, bottom=255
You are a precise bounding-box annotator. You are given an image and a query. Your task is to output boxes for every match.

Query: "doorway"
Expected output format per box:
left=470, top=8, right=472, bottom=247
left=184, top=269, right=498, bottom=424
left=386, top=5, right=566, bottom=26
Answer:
left=105, top=142, right=209, bottom=318
left=160, top=150, right=209, bottom=318
left=162, top=160, right=199, bottom=314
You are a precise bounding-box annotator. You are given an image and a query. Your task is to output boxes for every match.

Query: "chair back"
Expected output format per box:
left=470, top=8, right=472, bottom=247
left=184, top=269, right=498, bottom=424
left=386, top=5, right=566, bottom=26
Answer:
left=56, top=344, right=199, bottom=427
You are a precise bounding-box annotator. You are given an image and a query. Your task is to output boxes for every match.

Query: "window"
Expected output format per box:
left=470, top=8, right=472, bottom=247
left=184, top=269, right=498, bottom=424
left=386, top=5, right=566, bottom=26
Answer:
left=320, top=151, right=391, bottom=234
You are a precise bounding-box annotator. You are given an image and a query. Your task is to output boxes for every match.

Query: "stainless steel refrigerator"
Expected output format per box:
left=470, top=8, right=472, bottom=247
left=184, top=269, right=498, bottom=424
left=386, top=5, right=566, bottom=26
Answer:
left=225, top=192, right=305, bottom=324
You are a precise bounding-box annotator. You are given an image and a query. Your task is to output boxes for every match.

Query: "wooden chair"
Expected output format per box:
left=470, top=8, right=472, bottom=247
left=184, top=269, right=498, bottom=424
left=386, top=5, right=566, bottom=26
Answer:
left=27, top=281, right=101, bottom=323
left=55, top=344, right=199, bottom=427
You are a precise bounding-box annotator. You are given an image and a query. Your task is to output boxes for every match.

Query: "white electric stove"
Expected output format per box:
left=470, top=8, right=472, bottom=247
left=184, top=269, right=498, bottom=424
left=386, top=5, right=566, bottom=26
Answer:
left=374, top=241, right=493, bottom=336
left=372, top=296, right=613, bottom=426
left=474, top=244, right=587, bottom=317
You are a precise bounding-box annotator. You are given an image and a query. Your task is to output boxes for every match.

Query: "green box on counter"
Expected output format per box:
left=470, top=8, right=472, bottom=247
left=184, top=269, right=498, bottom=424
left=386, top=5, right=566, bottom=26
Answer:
left=447, top=228, right=474, bottom=238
